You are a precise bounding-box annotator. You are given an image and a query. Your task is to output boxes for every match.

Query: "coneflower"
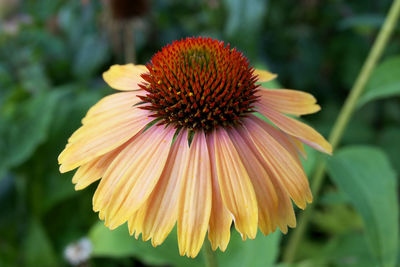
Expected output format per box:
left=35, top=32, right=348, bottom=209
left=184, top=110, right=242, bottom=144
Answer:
left=59, top=37, right=332, bottom=258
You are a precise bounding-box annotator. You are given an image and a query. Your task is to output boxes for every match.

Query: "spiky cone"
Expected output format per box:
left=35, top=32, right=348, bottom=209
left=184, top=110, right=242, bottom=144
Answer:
left=58, top=37, right=332, bottom=258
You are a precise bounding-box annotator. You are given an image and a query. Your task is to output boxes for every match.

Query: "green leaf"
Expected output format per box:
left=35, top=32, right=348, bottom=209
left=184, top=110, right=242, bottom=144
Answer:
left=377, top=127, right=400, bottom=175
left=327, top=146, right=399, bottom=267
left=223, top=0, right=268, bottom=59
left=89, top=222, right=203, bottom=267
left=358, top=56, right=400, bottom=107
left=0, top=90, right=64, bottom=178
left=89, top=221, right=280, bottom=267
left=73, top=35, right=110, bottom=79
left=339, top=14, right=385, bottom=33
left=23, top=219, right=57, bottom=267
left=217, top=231, right=281, bottom=267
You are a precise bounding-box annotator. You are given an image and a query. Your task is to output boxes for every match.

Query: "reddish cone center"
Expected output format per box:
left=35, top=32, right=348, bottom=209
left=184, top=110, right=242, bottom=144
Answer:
left=139, top=37, right=259, bottom=131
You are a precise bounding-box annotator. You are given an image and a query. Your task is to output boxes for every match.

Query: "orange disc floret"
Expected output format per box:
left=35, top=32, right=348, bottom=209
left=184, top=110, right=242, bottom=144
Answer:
left=138, top=37, right=260, bottom=131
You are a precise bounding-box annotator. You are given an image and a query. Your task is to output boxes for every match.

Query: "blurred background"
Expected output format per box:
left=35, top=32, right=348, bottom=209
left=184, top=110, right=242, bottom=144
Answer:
left=0, top=0, right=399, bottom=266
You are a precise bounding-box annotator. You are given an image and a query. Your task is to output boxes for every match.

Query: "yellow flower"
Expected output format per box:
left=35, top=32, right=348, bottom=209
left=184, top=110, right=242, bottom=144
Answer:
left=58, top=37, right=332, bottom=258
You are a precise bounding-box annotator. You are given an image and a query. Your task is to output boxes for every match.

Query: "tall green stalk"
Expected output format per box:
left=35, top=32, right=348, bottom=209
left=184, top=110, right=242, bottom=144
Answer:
left=283, top=0, right=400, bottom=262
left=203, top=240, right=218, bottom=267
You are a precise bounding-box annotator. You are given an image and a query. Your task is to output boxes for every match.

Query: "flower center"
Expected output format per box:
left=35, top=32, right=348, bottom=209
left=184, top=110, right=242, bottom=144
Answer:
left=139, top=37, right=259, bottom=131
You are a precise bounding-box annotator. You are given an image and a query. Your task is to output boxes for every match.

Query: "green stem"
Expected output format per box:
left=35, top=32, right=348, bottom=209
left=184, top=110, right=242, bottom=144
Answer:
left=203, top=240, right=218, bottom=267
left=282, top=0, right=400, bottom=263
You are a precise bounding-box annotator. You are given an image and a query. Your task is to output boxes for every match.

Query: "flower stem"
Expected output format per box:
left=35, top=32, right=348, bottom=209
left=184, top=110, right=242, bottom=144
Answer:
left=203, top=240, right=218, bottom=267
left=282, top=0, right=400, bottom=263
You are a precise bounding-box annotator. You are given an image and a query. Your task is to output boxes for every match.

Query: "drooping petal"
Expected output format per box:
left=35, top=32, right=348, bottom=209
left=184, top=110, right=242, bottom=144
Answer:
left=72, top=144, right=125, bottom=190
left=228, top=128, right=279, bottom=235
left=257, top=103, right=332, bottom=154
left=178, top=131, right=212, bottom=258
left=229, top=126, right=296, bottom=234
left=206, top=134, right=232, bottom=251
left=254, top=68, right=277, bottom=83
left=128, top=209, right=143, bottom=239
left=286, top=134, right=307, bottom=159
left=103, top=64, right=148, bottom=91
left=137, top=130, right=190, bottom=247
left=257, top=88, right=321, bottom=115
left=242, top=116, right=312, bottom=209
left=212, top=128, right=258, bottom=240
left=58, top=96, right=151, bottom=173
left=93, top=125, right=175, bottom=229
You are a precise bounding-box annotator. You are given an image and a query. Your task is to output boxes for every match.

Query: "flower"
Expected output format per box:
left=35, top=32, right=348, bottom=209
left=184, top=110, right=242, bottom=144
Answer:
left=64, top=237, right=92, bottom=266
left=58, top=37, right=332, bottom=258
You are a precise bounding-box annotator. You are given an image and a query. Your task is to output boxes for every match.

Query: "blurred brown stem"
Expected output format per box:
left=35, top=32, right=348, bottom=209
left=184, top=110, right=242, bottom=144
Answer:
left=123, top=20, right=136, bottom=63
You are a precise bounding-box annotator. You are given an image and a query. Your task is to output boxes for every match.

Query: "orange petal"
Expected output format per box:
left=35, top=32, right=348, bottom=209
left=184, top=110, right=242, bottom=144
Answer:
left=139, top=130, right=190, bottom=247
left=58, top=99, right=150, bottom=173
left=228, top=128, right=279, bottom=235
left=178, top=131, right=212, bottom=258
left=286, top=134, right=307, bottom=159
left=93, top=125, right=175, bottom=229
left=243, top=116, right=312, bottom=209
left=232, top=126, right=296, bottom=235
left=254, top=68, right=277, bottom=83
left=206, top=134, right=232, bottom=251
left=103, top=64, right=148, bottom=91
left=82, top=91, right=145, bottom=125
left=72, top=144, right=125, bottom=190
left=257, top=104, right=332, bottom=154
left=58, top=92, right=150, bottom=172
left=257, top=88, right=321, bottom=115
left=212, top=128, right=258, bottom=240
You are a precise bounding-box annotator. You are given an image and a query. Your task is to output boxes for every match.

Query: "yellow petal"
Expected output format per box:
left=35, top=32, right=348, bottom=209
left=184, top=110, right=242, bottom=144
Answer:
left=254, top=68, right=277, bottom=83
left=72, top=145, right=124, bottom=190
left=206, top=135, right=232, bottom=251
left=82, top=90, right=146, bottom=126
left=242, top=116, right=312, bottom=209
left=178, top=131, right=212, bottom=258
left=212, top=128, right=258, bottom=240
left=257, top=88, right=321, bottom=115
left=93, top=125, right=175, bottom=229
left=103, top=64, right=147, bottom=91
left=58, top=108, right=150, bottom=173
left=82, top=91, right=145, bottom=125
left=128, top=209, right=143, bottom=239
left=286, top=134, right=307, bottom=159
left=238, top=122, right=297, bottom=233
left=257, top=104, right=332, bottom=154
left=139, top=130, right=190, bottom=246
left=228, top=128, right=279, bottom=235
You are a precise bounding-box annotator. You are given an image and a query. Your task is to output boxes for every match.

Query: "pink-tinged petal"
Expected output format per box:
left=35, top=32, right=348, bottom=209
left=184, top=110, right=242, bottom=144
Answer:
left=81, top=91, right=146, bottom=126
left=206, top=135, right=232, bottom=251
left=257, top=104, right=332, bottom=154
left=257, top=88, right=321, bottom=115
left=228, top=128, right=280, bottom=235
left=58, top=107, right=150, bottom=173
left=178, top=131, right=212, bottom=258
left=242, top=116, right=312, bottom=209
left=93, top=125, right=175, bottom=229
left=103, top=64, right=147, bottom=91
left=72, top=144, right=125, bottom=190
left=254, top=68, right=277, bottom=83
left=138, top=130, right=190, bottom=247
left=212, top=128, right=258, bottom=240
left=230, top=126, right=296, bottom=233
left=286, top=134, right=307, bottom=159
left=249, top=116, right=312, bottom=203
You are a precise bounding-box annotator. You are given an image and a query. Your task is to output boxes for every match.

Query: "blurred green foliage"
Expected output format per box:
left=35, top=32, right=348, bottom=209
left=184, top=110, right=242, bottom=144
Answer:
left=0, top=0, right=399, bottom=266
